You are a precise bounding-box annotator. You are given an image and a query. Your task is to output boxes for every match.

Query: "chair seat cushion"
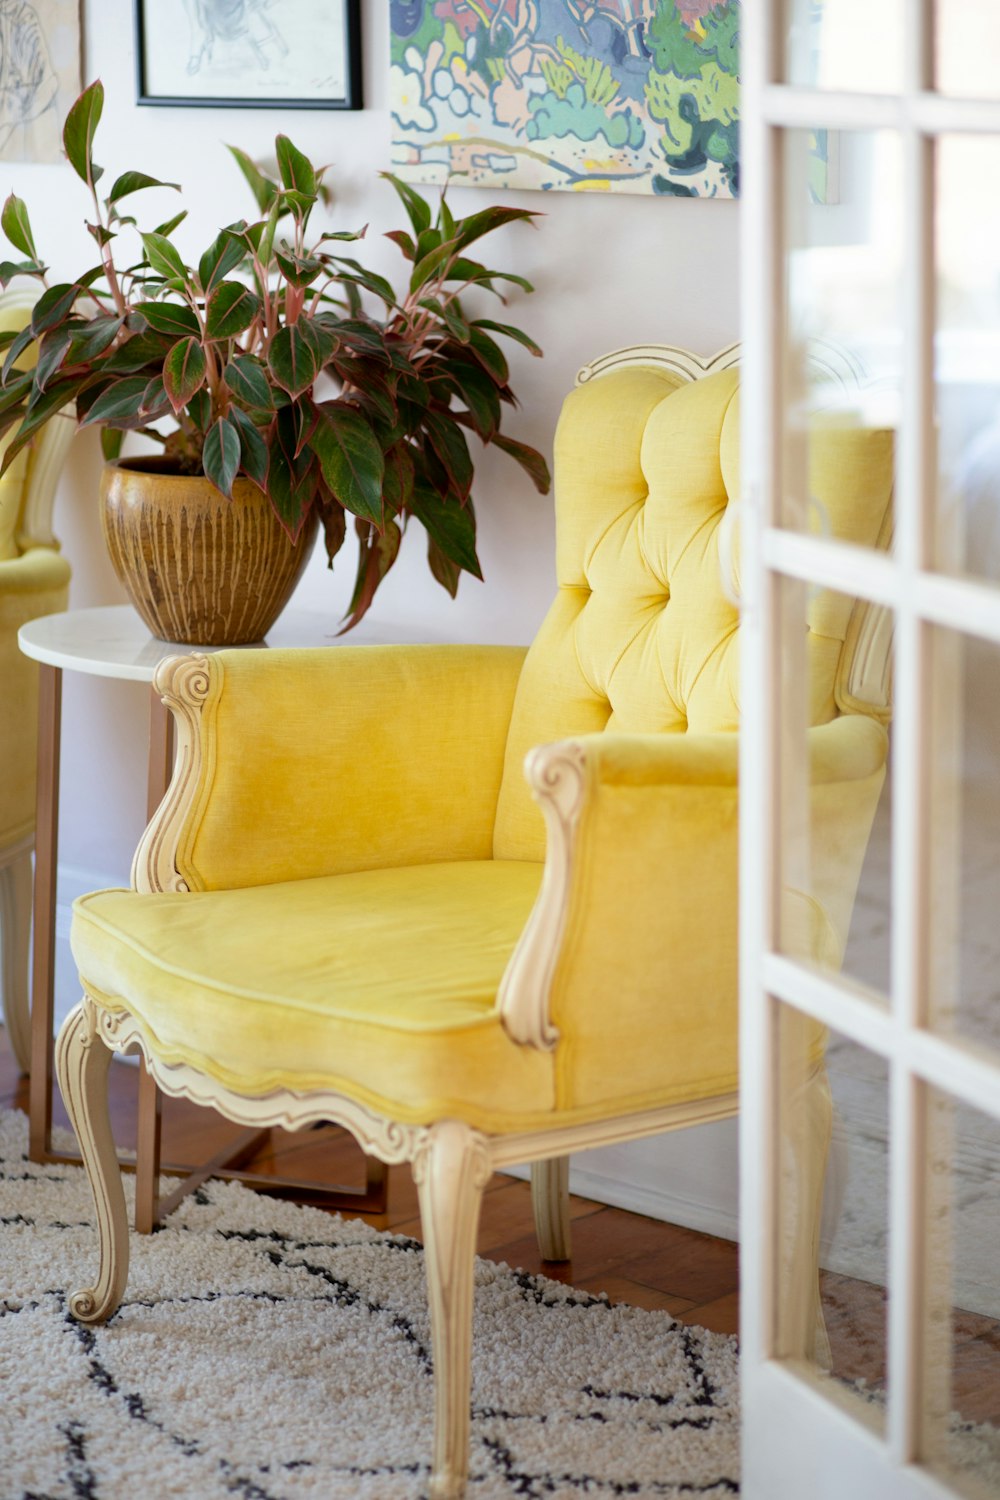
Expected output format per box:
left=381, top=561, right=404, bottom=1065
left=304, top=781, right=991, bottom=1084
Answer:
left=72, top=861, right=558, bottom=1131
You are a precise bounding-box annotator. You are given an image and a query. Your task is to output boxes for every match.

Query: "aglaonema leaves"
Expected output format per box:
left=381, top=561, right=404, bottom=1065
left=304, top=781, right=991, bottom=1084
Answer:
left=340, top=516, right=402, bottom=634
left=100, top=427, right=124, bottom=461
left=410, top=484, right=482, bottom=579
left=266, top=410, right=316, bottom=539
left=427, top=536, right=461, bottom=598
left=135, top=301, right=200, bottom=339
left=163, top=336, right=207, bottom=412
left=205, top=281, right=260, bottom=340
left=421, top=409, right=473, bottom=503
left=225, top=354, right=273, bottom=411
left=1, top=195, right=37, bottom=260
left=268, top=323, right=321, bottom=398
left=140, top=231, right=189, bottom=284
left=276, top=134, right=316, bottom=196
left=198, top=231, right=248, bottom=293
left=490, top=432, right=552, bottom=494
left=227, top=145, right=277, bottom=215
left=311, top=402, right=385, bottom=525
left=203, top=414, right=241, bottom=497
left=108, top=171, right=180, bottom=205
left=0, top=91, right=550, bottom=634
left=63, top=80, right=104, bottom=187
left=31, top=283, right=79, bottom=334
left=228, top=405, right=268, bottom=486
left=76, top=374, right=149, bottom=427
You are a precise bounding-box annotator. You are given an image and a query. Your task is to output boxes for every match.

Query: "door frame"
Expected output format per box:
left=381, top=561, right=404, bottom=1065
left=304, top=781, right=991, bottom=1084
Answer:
left=739, top=5, right=1000, bottom=1496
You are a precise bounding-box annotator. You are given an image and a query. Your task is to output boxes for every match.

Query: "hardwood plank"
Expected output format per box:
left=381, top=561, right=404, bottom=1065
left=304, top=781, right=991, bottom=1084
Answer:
left=572, top=1274, right=698, bottom=1317
left=390, top=1177, right=601, bottom=1258
left=615, top=1223, right=740, bottom=1305
left=682, top=1290, right=740, bottom=1336
left=472, top=1204, right=716, bottom=1287
left=819, top=1271, right=887, bottom=1389
left=951, top=1315, right=1000, bottom=1427
left=954, top=1307, right=1000, bottom=1344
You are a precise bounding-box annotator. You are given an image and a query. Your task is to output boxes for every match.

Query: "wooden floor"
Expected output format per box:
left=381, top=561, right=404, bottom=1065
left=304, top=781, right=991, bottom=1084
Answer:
left=4, top=1036, right=999, bottom=1431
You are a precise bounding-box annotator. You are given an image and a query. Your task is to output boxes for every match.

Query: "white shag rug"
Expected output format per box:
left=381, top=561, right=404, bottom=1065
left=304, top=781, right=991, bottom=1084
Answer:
left=0, top=1109, right=740, bottom=1499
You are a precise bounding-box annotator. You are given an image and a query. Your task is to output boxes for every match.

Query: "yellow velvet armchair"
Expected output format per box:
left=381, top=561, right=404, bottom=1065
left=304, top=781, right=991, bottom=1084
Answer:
left=0, top=291, right=74, bottom=1074
left=57, top=347, right=893, bottom=1499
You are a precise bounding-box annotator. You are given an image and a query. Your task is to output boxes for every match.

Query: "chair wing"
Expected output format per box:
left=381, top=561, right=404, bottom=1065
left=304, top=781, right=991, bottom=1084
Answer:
left=134, top=644, right=527, bottom=894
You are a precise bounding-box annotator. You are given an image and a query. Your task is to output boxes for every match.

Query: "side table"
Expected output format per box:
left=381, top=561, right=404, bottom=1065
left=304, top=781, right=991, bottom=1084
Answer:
left=18, top=604, right=430, bottom=1230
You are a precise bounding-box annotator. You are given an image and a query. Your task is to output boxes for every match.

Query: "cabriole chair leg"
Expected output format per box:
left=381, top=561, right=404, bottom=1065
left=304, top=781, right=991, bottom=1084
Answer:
left=413, top=1120, right=491, bottom=1500
left=0, top=847, right=32, bottom=1074
left=55, top=999, right=130, bottom=1325
left=531, top=1155, right=571, bottom=1261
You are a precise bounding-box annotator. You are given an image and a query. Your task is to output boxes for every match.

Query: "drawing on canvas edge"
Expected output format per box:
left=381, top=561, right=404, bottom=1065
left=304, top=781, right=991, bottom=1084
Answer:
left=0, top=0, right=79, bottom=162
left=390, top=0, right=741, bottom=197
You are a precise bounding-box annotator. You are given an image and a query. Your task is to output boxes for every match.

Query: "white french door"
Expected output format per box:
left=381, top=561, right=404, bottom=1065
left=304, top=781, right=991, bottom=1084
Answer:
left=740, top=3, right=1000, bottom=1497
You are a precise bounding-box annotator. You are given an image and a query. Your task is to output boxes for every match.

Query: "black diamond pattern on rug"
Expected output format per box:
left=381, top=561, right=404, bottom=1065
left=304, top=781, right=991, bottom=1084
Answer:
left=0, top=1109, right=741, bottom=1499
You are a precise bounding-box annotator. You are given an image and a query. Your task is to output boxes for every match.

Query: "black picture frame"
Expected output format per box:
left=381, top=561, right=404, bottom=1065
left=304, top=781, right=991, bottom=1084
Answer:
left=134, top=0, right=362, bottom=111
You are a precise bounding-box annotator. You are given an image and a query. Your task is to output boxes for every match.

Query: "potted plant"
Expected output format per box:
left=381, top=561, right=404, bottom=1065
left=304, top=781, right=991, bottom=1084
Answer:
left=0, top=81, right=550, bottom=644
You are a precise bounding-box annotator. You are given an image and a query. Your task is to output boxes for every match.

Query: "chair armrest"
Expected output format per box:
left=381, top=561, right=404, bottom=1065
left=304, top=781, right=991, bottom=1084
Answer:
left=0, top=545, right=71, bottom=595
left=136, top=643, right=527, bottom=893
left=498, top=717, right=888, bottom=1113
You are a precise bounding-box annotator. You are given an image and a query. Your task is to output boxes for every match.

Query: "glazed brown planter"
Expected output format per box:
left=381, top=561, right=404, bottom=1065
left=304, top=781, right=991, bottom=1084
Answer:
left=101, top=458, right=318, bottom=646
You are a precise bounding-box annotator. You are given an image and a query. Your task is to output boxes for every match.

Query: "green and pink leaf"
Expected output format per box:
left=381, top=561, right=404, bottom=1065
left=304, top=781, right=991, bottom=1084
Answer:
left=410, top=483, right=481, bottom=579
left=63, top=80, right=104, bottom=186
left=205, top=280, right=260, bottom=340
left=203, top=414, right=241, bottom=498
left=163, top=335, right=207, bottom=413
left=310, top=401, right=385, bottom=525
left=267, top=323, right=321, bottom=398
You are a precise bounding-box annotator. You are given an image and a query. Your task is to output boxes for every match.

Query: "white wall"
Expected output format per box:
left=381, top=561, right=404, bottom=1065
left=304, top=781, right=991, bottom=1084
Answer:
left=28, top=0, right=741, bottom=1239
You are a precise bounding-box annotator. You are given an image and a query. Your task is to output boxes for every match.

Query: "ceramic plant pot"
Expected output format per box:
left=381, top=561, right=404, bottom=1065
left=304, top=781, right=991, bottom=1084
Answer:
left=101, top=457, right=318, bottom=646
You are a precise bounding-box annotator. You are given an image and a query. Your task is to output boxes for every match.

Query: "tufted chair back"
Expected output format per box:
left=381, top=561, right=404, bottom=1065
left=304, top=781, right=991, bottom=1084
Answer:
left=494, top=359, right=894, bottom=863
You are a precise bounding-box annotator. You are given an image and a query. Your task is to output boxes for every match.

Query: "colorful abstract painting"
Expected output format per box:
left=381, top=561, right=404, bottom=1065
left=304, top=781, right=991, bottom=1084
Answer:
left=389, top=1, right=740, bottom=197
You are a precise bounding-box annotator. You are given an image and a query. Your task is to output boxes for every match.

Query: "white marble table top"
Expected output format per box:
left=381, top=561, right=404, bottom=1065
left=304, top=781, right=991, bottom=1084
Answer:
left=18, top=604, right=441, bottom=682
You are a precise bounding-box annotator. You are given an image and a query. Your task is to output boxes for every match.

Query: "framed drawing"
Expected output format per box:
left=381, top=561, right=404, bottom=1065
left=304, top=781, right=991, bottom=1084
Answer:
left=135, top=0, right=363, bottom=111
left=390, top=0, right=739, bottom=197
left=0, top=0, right=81, bottom=162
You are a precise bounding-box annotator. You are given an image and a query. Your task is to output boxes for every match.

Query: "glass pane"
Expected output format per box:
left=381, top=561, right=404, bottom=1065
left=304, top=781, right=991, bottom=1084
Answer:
left=936, top=0, right=1000, bottom=99
left=776, top=579, right=894, bottom=1004
left=935, top=135, right=1000, bottom=585
left=784, top=0, right=905, bottom=94
left=928, top=625, right=1000, bottom=1058
left=921, top=1087, right=1000, bottom=1496
left=774, top=1004, right=889, bottom=1433
left=783, top=129, right=902, bottom=542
